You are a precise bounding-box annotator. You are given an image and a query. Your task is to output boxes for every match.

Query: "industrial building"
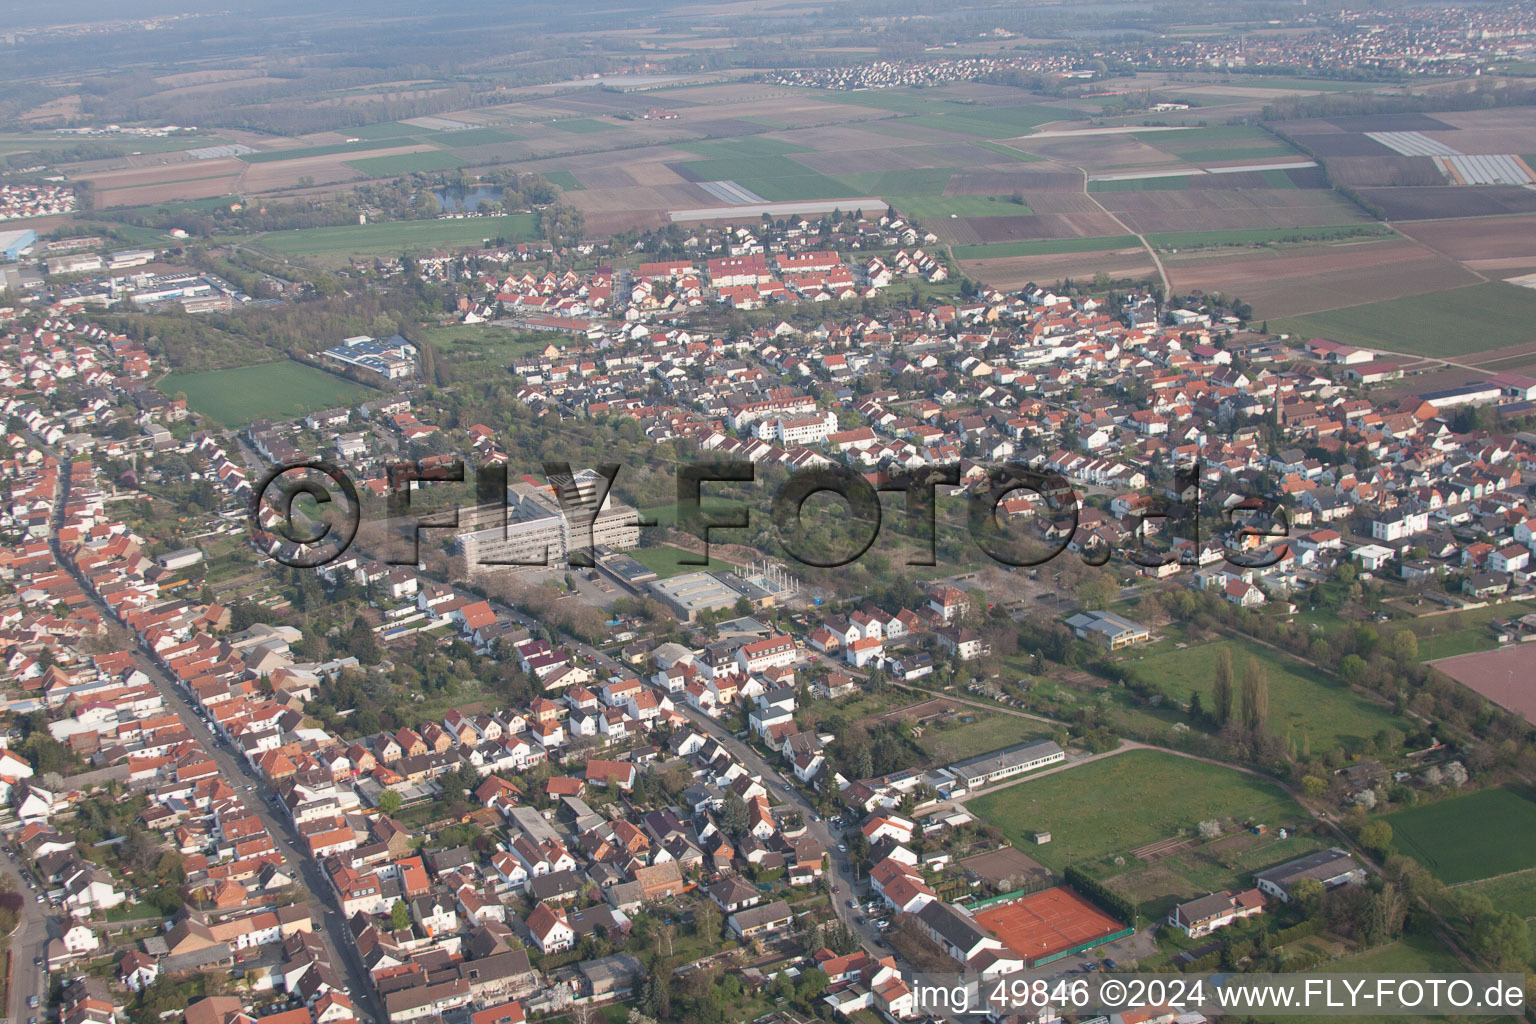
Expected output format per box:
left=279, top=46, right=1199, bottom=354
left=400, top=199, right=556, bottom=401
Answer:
left=456, top=473, right=640, bottom=573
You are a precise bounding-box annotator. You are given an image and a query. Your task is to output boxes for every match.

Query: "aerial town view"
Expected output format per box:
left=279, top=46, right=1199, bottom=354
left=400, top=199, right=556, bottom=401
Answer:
left=1, top=1, right=1536, bottom=1023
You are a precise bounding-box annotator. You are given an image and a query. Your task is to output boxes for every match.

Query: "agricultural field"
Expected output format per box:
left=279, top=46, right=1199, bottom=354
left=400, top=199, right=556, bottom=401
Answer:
left=952, top=236, right=1143, bottom=260
left=1120, top=638, right=1411, bottom=754
left=1269, top=281, right=1536, bottom=357
left=1163, top=235, right=1475, bottom=319
left=1382, top=787, right=1536, bottom=883
left=548, top=118, right=619, bottom=133
left=252, top=214, right=539, bottom=266
left=347, top=151, right=466, bottom=176
left=967, top=749, right=1307, bottom=875
left=1148, top=223, right=1392, bottom=250
left=240, top=138, right=413, bottom=163
left=168, top=361, right=378, bottom=426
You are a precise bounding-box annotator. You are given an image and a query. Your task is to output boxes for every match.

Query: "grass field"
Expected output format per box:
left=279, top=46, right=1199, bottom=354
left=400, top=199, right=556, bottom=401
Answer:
left=1383, top=787, right=1536, bottom=883
left=1148, top=223, right=1388, bottom=249
left=952, top=235, right=1143, bottom=259
left=1122, top=638, right=1410, bottom=754
left=1269, top=281, right=1536, bottom=357
left=629, top=545, right=737, bottom=578
left=967, top=749, right=1306, bottom=874
left=168, top=361, right=377, bottom=426
left=254, top=214, right=539, bottom=265
left=347, top=151, right=466, bottom=176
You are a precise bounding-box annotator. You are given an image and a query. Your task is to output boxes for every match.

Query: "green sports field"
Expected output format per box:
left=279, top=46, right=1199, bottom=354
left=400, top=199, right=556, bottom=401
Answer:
left=253, top=214, right=539, bottom=266
left=1382, top=787, right=1536, bottom=883
left=967, top=749, right=1306, bottom=873
left=1269, top=281, right=1536, bottom=358
left=1121, top=638, right=1411, bottom=753
left=168, top=361, right=378, bottom=426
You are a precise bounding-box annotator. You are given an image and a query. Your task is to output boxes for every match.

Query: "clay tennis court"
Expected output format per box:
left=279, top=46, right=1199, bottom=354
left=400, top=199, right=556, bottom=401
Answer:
left=972, top=886, right=1126, bottom=965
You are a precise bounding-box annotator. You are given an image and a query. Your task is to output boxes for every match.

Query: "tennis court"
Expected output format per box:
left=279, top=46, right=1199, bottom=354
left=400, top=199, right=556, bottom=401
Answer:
left=973, top=886, right=1127, bottom=965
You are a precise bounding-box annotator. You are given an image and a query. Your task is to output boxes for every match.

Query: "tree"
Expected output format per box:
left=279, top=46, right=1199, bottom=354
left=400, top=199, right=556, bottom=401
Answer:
left=390, top=900, right=411, bottom=932
left=1290, top=877, right=1325, bottom=916
left=1358, top=818, right=1393, bottom=857
left=1472, top=910, right=1532, bottom=972
left=377, top=790, right=403, bottom=815
left=1390, top=630, right=1418, bottom=661
left=1241, top=658, right=1268, bottom=733
left=1212, top=647, right=1234, bottom=726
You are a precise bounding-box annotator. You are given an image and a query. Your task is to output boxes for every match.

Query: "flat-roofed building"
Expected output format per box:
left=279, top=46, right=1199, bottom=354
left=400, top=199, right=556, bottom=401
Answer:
left=947, top=739, right=1065, bottom=790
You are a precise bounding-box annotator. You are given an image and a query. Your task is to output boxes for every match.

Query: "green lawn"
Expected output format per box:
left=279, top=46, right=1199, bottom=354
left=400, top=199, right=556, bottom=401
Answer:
left=168, top=361, right=378, bottom=426
left=1383, top=787, right=1536, bottom=883
left=952, top=235, right=1143, bottom=259
left=967, top=749, right=1306, bottom=874
left=1270, top=281, right=1536, bottom=358
left=254, top=214, right=539, bottom=265
left=347, top=151, right=466, bottom=176
left=548, top=118, right=618, bottom=133
left=1147, top=223, right=1387, bottom=249
left=1122, top=638, right=1410, bottom=754
left=629, top=545, right=736, bottom=578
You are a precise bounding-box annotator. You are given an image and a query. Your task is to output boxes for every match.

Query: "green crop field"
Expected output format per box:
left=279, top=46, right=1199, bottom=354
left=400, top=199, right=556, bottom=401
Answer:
left=168, top=361, right=378, bottom=426
left=898, top=105, right=1078, bottom=138
left=1148, top=223, right=1386, bottom=249
left=1122, top=638, right=1410, bottom=754
left=972, top=140, right=1046, bottom=163
left=548, top=118, right=618, bottom=133
left=679, top=154, right=860, bottom=201
left=1383, top=788, right=1536, bottom=883
left=254, top=214, right=539, bottom=265
left=835, top=168, right=956, bottom=195
left=542, top=170, right=585, bottom=191
left=432, top=127, right=523, bottom=147
left=967, top=749, right=1306, bottom=873
left=952, top=235, right=1143, bottom=259
left=347, top=122, right=435, bottom=140
left=884, top=194, right=1032, bottom=218
left=240, top=138, right=409, bottom=163
left=1269, top=281, right=1536, bottom=357
left=347, top=151, right=466, bottom=176
left=682, top=137, right=812, bottom=159
left=1089, top=175, right=1192, bottom=192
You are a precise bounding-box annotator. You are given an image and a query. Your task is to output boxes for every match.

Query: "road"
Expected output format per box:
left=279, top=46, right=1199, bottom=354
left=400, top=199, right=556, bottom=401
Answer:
left=672, top=705, right=891, bottom=955
left=46, top=456, right=386, bottom=1024
left=0, top=850, right=52, bottom=1024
